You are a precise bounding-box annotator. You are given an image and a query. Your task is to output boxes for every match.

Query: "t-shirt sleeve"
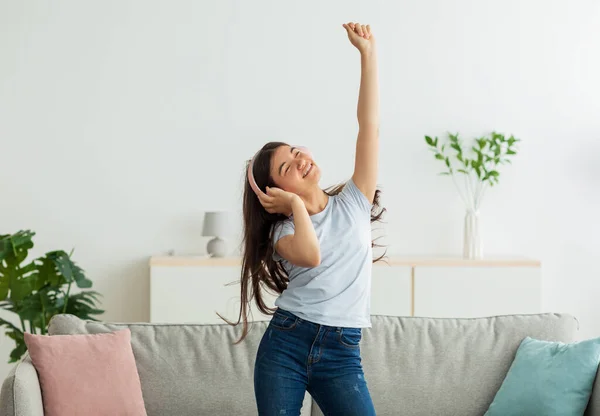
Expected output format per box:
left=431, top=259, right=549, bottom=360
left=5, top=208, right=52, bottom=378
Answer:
left=272, top=219, right=295, bottom=261
left=339, top=178, right=373, bottom=213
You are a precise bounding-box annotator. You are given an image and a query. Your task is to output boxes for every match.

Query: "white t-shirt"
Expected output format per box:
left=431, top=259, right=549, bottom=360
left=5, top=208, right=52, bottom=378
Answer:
left=272, top=178, right=373, bottom=328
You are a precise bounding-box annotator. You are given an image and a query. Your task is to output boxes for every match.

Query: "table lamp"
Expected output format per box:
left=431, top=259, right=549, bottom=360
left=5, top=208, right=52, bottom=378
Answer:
left=202, top=211, right=233, bottom=257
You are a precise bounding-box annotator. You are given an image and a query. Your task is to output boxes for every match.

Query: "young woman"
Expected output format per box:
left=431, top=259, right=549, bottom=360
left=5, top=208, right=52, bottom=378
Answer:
left=235, top=22, right=382, bottom=415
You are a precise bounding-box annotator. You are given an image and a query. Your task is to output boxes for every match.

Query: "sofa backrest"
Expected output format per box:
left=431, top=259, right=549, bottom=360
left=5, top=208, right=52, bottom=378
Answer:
left=48, top=314, right=311, bottom=415
left=312, top=313, right=581, bottom=416
left=49, top=313, right=584, bottom=416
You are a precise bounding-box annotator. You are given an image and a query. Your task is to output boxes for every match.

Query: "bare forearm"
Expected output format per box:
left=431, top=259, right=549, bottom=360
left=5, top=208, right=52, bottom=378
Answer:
left=290, top=197, right=320, bottom=264
left=357, top=49, right=379, bottom=127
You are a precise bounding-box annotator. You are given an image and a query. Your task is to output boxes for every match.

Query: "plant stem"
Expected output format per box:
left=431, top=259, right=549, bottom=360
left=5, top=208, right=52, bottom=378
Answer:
left=463, top=174, right=476, bottom=211
left=451, top=173, right=470, bottom=208
left=476, top=182, right=488, bottom=210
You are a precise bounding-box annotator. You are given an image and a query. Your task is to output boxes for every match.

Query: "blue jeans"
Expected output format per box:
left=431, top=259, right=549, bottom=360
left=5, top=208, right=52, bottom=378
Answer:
left=254, top=308, right=376, bottom=415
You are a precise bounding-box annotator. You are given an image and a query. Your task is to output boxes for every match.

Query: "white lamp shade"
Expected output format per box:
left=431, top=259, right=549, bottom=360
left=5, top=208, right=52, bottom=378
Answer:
left=202, top=211, right=234, bottom=237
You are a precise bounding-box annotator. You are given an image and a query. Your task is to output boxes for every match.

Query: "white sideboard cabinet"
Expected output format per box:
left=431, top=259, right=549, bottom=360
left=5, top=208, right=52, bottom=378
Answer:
left=149, top=256, right=541, bottom=324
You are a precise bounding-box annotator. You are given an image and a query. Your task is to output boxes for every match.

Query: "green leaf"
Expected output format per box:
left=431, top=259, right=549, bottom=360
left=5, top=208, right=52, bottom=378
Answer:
left=1, top=323, right=27, bottom=362
left=9, top=339, right=27, bottom=363
left=0, top=277, right=8, bottom=301
left=47, top=251, right=91, bottom=289
left=0, top=317, right=22, bottom=333
left=489, top=170, right=499, bottom=177
left=473, top=162, right=482, bottom=178
left=425, top=136, right=434, bottom=146
left=33, top=257, right=61, bottom=289
left=0, top=231, right=37, bottom=303
left=10, top=276, right=33, bottom=303
left=506, top=149, right=516, bottom=155
left=18, top=295, right=42, bottom=321
left=458, top=169, right=469, bottom=174
left=4, top=231, right=35, bottom=266
left=451, top=143, right=461, bottom=153
left=47, top=251, right=73, bottom=283
left=445, top=157, right=451, bottom=168
left=435, top=153, right=444, bottom=160
left=64, top=291, right=104, bottom=319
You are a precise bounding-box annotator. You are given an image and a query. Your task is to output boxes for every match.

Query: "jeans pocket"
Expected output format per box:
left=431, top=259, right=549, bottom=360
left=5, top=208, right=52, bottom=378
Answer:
left=270, top=310, right=299, bottom=331
left=338, top=328, right=362, bottom=349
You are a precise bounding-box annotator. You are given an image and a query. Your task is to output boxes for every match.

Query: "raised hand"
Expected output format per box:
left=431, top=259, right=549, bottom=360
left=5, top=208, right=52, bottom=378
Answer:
left=258, top=186, right=300, bottom=216
left=342, top=22, right=375, bottom=55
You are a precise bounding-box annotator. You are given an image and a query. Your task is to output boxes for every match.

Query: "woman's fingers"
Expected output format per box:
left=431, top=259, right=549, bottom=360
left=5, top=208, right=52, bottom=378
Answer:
left=343, top=23, right=353, bottom=37
left=266, top=186, right=283, bottom=197
left=355, top=22, right=363, bottom=37
left=258, top=193, right=272, bottom=203
left=257, top=193, right=274, bottom=207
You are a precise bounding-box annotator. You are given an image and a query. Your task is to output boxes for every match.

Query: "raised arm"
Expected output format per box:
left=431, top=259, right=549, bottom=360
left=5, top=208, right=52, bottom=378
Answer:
left=261, top=187, right=321, bottom=268
left=343, top=22, right=379, bottom=203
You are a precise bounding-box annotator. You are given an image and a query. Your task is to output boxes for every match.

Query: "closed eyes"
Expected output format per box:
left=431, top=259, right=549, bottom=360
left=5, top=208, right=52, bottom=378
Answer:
left=281, top=148, right=301, bottom=176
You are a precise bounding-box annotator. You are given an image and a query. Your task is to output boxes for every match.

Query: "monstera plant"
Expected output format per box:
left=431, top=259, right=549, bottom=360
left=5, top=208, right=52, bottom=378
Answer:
left=0, top=230, right=104, bottom=363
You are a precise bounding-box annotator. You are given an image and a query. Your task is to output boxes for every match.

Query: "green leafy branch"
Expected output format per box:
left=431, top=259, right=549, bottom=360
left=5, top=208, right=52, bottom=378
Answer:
left=425, top=132, right=520, bottom=210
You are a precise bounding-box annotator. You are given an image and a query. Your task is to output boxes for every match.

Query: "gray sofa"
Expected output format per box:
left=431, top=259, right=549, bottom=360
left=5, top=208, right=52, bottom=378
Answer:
left=1, top=312, right=598, bottom=415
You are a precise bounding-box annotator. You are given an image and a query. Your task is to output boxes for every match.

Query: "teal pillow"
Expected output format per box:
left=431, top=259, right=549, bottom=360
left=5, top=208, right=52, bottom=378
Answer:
left=485, top=336, right=600, bottom=416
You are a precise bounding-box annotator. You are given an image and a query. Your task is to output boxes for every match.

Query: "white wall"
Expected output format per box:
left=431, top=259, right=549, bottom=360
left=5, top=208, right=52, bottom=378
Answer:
left=1, top=0, right=599, bottom=379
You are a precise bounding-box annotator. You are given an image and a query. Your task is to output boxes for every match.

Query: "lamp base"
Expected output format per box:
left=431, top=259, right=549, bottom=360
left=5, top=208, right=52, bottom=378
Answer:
left=207, top=237, right=227, bottom=257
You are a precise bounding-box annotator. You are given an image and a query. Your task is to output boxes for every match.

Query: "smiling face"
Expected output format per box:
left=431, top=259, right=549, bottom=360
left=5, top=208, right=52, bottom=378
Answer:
left=270, top=145, right=321, bottom=194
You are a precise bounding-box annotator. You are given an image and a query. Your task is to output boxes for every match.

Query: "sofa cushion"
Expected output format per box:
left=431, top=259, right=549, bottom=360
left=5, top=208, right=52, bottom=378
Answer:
left=24, top=329, right=146, bottom=416
left=484, top=335, right=600, bottom=416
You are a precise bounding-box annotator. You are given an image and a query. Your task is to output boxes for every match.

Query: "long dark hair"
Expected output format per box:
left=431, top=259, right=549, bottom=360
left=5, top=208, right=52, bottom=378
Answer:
left=220, top=141, right=386, bottom=343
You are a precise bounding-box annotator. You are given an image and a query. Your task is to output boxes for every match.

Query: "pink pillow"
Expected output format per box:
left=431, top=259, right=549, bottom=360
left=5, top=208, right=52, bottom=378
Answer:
left=24, top=329, right=147, bottom=416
